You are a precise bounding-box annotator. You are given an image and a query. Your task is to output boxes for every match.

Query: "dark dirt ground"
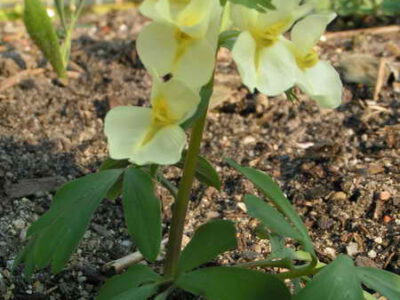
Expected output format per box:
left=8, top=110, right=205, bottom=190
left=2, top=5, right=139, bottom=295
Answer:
left=0, top=7, right=399, bottom=300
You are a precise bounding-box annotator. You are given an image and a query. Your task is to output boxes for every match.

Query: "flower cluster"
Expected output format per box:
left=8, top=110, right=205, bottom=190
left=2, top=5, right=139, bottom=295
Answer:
left=230, top=0, right=342, bottom=108
left=105, top=0, right=221, bottom=165
left=104, top=0, right=342, bottom=166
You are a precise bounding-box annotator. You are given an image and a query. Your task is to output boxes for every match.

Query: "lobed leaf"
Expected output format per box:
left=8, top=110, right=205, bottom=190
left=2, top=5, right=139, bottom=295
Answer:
left=219, top=30, right=240, bottom=50
left=357, top=267, right=400, bottom=300
left=294, top=255, right=364, bottom=300
left=97, top=264, right=161, bottom=300
left=16, top=170, right=123, bottom=276
left=178, top=220, right=237, bottom=273
left=24, top=0, right=66, bottom=78
left=123, top=168, right=162, bottom=262
left=245, top=195, right=303, bottom=242
left=99, top=157, right=130, bottom=171
left=99, top=157, right=130, bottom=200
left=227, top=159, right=314, bottom=253
left=176, top=266, right=291, bottom=300
left=227, top=0, right=275, bottom=12
left=176, top=152, right=221, bottom=190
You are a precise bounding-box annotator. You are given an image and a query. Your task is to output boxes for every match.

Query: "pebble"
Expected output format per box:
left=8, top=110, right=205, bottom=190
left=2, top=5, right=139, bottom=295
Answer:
left=242, top=250, right=259, bottom=260
left=243, top=136, right=256, bottom=145
left=355, top=256, right=378, bottom=268
left=374, top=237, right=383, bottom=244
left=206, top=211, right=220, bottom=220
left=120, top=240, right=133, bottom=247
left=331, top=191, right=347, bottom=201
left=346, top=242, right=359, bottom=256
left=368, top=250, right=377, bottom=259
left=325, top=247, right=336, bottom=258
left=237, top=202, right=247, bottom=213
left=379, top=191, right=391, bottom=201
left=12, top=220, right=25, bottom=232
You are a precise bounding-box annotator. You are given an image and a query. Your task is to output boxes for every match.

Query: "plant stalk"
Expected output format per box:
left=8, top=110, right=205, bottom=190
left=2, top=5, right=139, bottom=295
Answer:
left=234, top=258, right=293, bottom=269
left=163, top=82, right=213, bottom=279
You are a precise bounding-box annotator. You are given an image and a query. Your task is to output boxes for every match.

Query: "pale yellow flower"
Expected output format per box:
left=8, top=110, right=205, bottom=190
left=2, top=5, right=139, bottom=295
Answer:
left=104, top=79, right=200, bottom=165
left=230, top=0, right=311, bottom=96
left=289, top=12, right=343, bottom=108
left=137, top=0, right=221, bottom=89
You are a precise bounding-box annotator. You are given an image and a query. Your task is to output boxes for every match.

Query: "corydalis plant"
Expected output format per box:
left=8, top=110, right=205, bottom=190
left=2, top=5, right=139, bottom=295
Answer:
left=23, top=0, right=85, bottom=81
left=16, top=0, right=400, bottom=299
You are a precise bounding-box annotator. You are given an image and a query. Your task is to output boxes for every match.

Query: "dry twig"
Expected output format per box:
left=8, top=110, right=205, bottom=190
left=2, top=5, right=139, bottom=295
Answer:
left=0, top=68, right=44, bottom=92
left=325, top=25, right=400, bottom=40
left=373, top=58, right=388, bottom=101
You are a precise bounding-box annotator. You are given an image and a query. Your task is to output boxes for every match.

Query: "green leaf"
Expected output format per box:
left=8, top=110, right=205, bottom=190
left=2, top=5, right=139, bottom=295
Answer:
left=181, top=78, right=214, bottom=129
left=227, top=159, right=314, bottom=253
left=178, top=220, right=237, bottom=273
left=123, top=168, right=162, bottom=262
left=54, top=0, right=67, bottom=30
left=294, top=255, right=364, bottom=300
left=23, top=0, right=66, bottom=78
left=99, top=157, right=130, bottom=200
left=176, top=266, right=291, bottom=300
left=219, top=30, right=240, bottom=50
left=245, top=195, right=304, bottom=242
left=176, top=152, right=221, bottom=190
left=268, top=233, right=295, bottom=260
left=382, top=0, right=400, bottom=14
left=16, top=170, right=123, bottom=276
left=357, top=267, right=400, bottom=300
left=99, top=157, right=130, bottom=171
left=227, top=0, right=275, bottom=12
left=97, top=264, right=161, bottom=300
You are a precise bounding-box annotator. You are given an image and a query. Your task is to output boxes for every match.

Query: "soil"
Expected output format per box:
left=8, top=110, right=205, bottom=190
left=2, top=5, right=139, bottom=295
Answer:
left=0, top=7, right=399, bottom=300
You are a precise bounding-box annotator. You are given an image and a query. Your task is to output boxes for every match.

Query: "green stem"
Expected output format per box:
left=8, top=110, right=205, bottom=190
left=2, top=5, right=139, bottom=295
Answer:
left=276, top=255, right=318, bottom=280
left=60, top=0, right=86, bottom=69
left=156, top=172, right=178, bottom=199
left=235, top=258, right=293, bottom=269
left=163, top=81, right=214, bottom=279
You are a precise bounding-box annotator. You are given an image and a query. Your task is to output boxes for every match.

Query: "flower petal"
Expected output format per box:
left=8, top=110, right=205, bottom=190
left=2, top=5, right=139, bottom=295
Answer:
left=151, top=79, right=200, bottom=123
left=230, top=4, right=258, bottom=30
left=291, top=12, right=336, bottom=55
left=137, top=22, right=215, bottom=89
left=140, top=0, right=163, bottom=21
left=256, top=39, right=297, bottom=96
left=104, top=106, right=152, bottom=160
left=177, top=0, right=219, bottom=39
left=232, top=31, right=257, bottom=92
left=174, top=37, right=215, bottom=88
left=137, top=22, right=177, bottom=78
left=297, top=60, right=343, bottom=108
left=132, top=125, right=186, bottom=165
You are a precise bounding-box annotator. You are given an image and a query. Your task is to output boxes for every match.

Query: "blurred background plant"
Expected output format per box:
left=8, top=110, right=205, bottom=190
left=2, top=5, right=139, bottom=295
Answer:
left=311, top=0, right=399, bottom=16
left=1, top=0, right=398, bottom=22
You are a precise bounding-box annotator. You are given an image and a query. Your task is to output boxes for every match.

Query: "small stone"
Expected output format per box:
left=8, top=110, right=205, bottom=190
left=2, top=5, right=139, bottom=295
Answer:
left=325, top=247, right=336, bottom=258
left=243, top=136, right=256, bottom=145
left=331, top=192, right=347, bottom=201
left=12, top=219, right=25, bottom=230
left=242, top=250, right=259, bottom=260
left=368, top=164, right=384, bottom=175
left=383, top=215, right=392, bottom=223
left=355, top=256, right=379, bottom=268
left=237, top=202, right=247, bottom=213
left=374, top=237, right=383, bottom=244
left=379, top=191, right=391, bottom=201
left=120, top=240, right=132, bottom=247
left=368, top=250, right=377, bottom=259
left=206, top=211, right=220, bottom=220
left=78, top=276, right=87, bottom=283
left=346, top=242, right=359, bottom=256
